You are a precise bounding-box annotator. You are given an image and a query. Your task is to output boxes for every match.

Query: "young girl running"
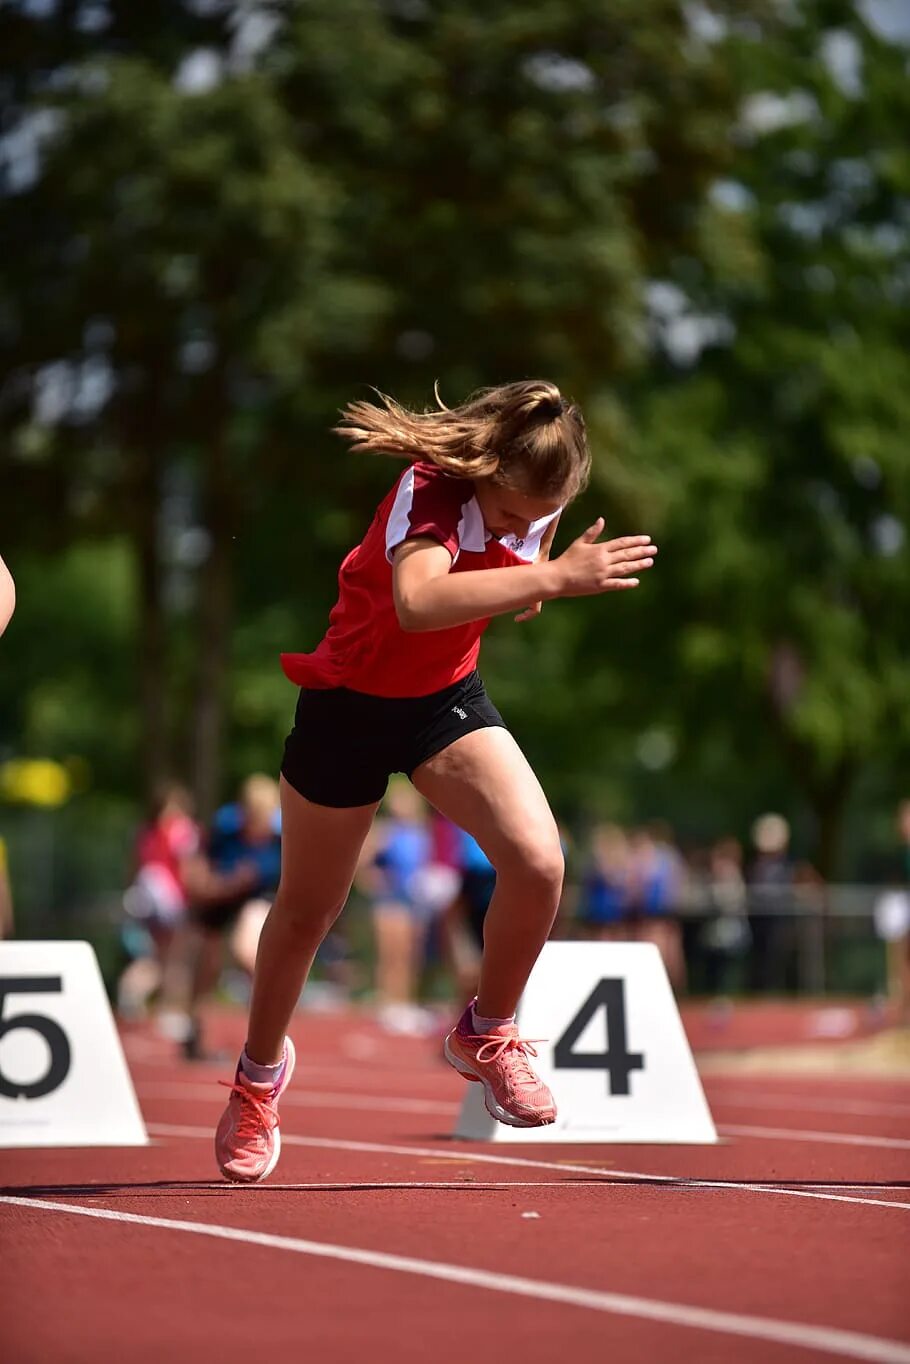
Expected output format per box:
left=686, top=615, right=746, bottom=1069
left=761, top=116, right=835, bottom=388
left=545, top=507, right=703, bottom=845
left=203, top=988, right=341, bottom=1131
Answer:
left=215, top=380, right=657, bottom=1182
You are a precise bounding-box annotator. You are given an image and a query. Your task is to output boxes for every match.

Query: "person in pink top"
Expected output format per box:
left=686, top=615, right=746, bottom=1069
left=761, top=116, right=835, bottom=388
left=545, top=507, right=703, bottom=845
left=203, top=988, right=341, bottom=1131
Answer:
left=118, top=784, right=201, bottom=1022
left=215, top=380, right=658, bottom=1182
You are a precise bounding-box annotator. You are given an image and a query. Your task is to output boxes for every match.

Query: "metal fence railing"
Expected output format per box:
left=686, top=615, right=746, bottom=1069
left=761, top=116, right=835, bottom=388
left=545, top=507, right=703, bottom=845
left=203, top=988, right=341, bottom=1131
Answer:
left=562, top=883, right=901, bottom=998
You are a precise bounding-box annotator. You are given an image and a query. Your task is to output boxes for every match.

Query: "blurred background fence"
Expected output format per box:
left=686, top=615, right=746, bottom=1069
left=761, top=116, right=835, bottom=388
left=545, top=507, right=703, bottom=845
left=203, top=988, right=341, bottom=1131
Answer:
left=0, top=796, right=900, bottom=1002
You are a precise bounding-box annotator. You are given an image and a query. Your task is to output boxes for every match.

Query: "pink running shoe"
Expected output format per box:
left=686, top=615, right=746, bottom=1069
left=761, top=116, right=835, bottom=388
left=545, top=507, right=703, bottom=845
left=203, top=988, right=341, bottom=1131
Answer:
left=444, top=1003, right=556, bottom=1128
left=215, top=1038, right=296, bottom=1183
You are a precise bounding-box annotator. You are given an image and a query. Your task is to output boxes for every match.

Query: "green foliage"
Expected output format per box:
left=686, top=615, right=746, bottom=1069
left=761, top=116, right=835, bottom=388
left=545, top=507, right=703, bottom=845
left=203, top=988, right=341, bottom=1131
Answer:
left=0, top=541, right=137, bottom=781
left=615, top=5, right=910, bottom=869
left=1, top=1, right=908, bottom=891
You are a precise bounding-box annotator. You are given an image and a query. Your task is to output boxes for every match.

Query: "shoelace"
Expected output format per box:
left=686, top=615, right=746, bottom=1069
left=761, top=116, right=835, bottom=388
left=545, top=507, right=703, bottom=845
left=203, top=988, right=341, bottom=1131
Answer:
left=474, top=1034, right=545, bottom=1087
left=218, top=1079, right=279, bottom=1140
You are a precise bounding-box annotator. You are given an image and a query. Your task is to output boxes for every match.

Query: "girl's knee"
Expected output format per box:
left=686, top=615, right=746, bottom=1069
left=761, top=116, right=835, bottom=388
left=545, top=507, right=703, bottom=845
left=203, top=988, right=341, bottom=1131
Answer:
left=495, top=835, right=564, bottom=898
left=271, top=890, right=344, bottom=943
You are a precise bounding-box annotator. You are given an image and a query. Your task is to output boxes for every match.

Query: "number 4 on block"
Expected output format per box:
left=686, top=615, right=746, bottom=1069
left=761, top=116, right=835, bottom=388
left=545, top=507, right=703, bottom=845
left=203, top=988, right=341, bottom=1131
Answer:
left=553, top=978, right=645, bottom=1096
left=452, top=941, right=717, bottom=1143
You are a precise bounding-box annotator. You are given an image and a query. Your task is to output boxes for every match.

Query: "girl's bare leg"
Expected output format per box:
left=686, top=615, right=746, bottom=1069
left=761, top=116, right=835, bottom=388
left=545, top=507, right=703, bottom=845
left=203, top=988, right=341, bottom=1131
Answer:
left=412, top=727, right=563, bottom=1019
left=245, top=776, right=379, bottom=1064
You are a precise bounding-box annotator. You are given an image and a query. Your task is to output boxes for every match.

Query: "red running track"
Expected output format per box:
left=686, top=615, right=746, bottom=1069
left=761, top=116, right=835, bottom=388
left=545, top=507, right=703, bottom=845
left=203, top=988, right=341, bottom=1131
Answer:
left=2, top=1008, right=909, bottom=1364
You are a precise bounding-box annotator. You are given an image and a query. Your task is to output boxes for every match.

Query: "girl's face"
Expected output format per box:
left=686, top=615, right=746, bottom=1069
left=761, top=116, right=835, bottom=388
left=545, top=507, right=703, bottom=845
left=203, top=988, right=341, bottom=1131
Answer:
left=474, top=480, right=564, bottom=540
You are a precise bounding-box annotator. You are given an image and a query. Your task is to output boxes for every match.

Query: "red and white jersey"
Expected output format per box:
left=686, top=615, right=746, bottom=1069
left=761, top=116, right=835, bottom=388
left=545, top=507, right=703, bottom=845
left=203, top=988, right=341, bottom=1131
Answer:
left=281, top=462, right=560, bottom=698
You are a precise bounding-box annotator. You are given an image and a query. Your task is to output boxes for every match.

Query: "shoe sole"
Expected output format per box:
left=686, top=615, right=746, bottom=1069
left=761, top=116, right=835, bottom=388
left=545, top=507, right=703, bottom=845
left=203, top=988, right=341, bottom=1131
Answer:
left=218, top=1038, right=297, bottom=1183
left=443, top=1036, right=556, bottom=1129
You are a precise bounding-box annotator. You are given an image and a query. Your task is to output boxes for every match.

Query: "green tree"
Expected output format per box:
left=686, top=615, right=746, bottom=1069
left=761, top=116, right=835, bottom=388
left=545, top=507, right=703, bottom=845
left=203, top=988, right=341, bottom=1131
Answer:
left=3, top=0, right=769, bottom=822
left=625, top=2, right=910, bottom=872
left=1, top=15, right=388, bottom=812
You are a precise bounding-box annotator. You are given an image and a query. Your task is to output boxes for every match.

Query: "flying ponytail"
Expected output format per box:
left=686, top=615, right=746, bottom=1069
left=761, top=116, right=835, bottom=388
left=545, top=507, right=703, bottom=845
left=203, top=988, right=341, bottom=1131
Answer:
left=334, top=379, right=591, bottom=499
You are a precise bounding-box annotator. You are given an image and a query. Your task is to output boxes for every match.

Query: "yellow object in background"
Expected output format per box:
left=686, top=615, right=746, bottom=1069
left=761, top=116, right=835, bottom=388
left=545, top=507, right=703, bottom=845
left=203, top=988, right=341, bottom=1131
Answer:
left=0, top=834, right=11, bottom=937
left=0, top=759, right=72, bottom=808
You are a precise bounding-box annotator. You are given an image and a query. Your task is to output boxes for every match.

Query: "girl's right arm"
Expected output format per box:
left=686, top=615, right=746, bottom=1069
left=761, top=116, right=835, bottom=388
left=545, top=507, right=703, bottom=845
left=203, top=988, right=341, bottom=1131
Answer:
left=0, top=556, right=15, bottom=637
left=393, top=519, right=657, bottom=633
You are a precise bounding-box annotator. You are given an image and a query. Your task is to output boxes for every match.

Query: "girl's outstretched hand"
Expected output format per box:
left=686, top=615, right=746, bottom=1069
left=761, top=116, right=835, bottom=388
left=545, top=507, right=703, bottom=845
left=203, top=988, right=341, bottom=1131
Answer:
left=514, top=601, right=542, bottom=623
left=551, top=518, right=657, bottom=597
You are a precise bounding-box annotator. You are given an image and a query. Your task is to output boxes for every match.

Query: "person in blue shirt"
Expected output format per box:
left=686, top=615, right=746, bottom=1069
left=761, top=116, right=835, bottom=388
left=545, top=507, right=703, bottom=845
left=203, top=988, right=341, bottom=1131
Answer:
left=184, top=775, right=282, bottom=1060
left=431, top=826, right=497, bottom=1002
left=628, top=822, right=686, bottom=989
left=360, top=781, right=443, bottom=1035
left=455, top=829, right=497, bottom=949
left=576, top=824, right=630, bottom=936
left=208, top=791, right=282, bottom=904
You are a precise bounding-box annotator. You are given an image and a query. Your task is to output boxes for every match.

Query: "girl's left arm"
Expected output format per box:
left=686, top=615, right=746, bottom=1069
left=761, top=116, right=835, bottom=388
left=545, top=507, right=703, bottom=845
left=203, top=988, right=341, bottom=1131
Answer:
left=514, top=513, right=562, bottom=623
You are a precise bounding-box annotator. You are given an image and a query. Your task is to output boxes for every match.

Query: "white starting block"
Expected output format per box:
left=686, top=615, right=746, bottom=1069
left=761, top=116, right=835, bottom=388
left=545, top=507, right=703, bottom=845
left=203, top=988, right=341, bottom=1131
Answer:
left=0, top=941, right=147, bottom=1148
left=454, top=941, right=717, bottom=1143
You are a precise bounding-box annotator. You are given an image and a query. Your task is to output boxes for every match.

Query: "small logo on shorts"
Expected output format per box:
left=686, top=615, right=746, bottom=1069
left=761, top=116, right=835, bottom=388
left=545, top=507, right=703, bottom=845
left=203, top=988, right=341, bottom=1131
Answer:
left=452, top=706, right=468, bottom=720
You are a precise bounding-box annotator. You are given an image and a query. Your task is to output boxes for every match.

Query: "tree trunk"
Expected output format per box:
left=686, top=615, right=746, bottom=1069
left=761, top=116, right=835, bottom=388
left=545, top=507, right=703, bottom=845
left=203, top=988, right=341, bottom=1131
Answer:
left=135, top=467, right=170, bottom=805
left=812, top=759, right=855, bottom=883
left=191, top=422, right=233, bottom=822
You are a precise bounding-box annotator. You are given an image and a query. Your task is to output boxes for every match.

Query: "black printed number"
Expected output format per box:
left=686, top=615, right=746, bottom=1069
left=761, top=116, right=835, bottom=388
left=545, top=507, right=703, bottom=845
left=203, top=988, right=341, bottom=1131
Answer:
left=553, top=978, right=644, bottom=1095
left=0, top=977, right=72, bottom=1099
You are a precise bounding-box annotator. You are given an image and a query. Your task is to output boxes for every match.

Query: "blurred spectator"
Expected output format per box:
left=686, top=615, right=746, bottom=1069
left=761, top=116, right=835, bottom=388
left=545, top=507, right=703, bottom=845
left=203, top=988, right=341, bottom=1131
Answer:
left=576, top=823, right=629, bottom=939
left=699, top=837, right=751, bottom=998
left=205, top=774, right=282, bottom=966
left=457, top=829, right=497, bottom=950
left=440, top=828, right=497, bottom=1000
left=359, top=782, right=456, bottom=1035
left=183, top=774, right=282, bottom=1060
left=873, top=800, right=910, bottom=1023
left=746, top=812, right=797, bottom=992
left=900, top=800, right=910, bottom=880
left=117, top=784, right=200, bottom=1023
left=628, top=822, right=686, bottom=990
left=429, top=810, right=462, bottom=871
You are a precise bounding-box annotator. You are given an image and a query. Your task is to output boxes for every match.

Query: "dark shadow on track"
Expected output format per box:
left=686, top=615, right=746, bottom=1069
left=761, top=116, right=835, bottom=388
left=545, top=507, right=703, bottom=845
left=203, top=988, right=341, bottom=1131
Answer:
left=3, top=1178, right=909, bottom=1200
left=0, top=1180, right=591, bottom=1197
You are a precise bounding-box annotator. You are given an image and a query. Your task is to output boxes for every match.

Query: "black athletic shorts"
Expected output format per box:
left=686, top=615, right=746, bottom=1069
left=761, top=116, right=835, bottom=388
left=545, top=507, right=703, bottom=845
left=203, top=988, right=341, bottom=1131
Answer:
left=191, top=894, right=248, bottom=935
left=280, top=670, right=507, bottom=808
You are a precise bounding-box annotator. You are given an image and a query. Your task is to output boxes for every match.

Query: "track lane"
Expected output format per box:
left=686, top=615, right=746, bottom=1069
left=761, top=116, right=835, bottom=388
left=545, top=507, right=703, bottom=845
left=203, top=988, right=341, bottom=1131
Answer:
left=3, top=1109, right=909, bottom=1344
left=129, top=1080, right=910, bottom=1188
left=4, top=1192, right=910, bottom=1364
left=4, top=1011, right=907, bottom=1363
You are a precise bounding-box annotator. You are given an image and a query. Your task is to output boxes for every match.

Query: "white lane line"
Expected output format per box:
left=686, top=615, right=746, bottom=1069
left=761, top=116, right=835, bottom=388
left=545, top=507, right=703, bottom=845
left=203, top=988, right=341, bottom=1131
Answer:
left=147, top=1123, right=910, bottom=1212
left=140, top=1083, right=910, bottom=1150
left=708, top=1092, right=910, bottom=1120
left=720, top=1125, right=910, bottom=1152
left=810, top=1185, right=910, bottom=1193
left=4, top=1196, right=909, bottom=1363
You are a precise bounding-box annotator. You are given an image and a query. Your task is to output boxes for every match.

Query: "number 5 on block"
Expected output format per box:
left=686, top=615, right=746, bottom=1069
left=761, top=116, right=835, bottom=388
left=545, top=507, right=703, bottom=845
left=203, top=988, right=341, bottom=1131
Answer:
left=0, top=941, right=147, bottom=1148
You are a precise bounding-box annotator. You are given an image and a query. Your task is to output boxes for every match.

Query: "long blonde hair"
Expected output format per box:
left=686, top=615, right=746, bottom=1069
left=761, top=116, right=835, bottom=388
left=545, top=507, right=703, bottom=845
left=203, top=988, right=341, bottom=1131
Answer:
left=334, top=380, right=591, bottom=500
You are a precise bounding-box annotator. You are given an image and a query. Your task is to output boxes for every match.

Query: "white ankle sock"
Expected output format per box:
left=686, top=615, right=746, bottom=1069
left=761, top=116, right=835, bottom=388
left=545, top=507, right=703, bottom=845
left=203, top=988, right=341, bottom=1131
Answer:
left=471, top=1006, right=515, bottom=1035
left=240, top=1045, right=286, bottom=1087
